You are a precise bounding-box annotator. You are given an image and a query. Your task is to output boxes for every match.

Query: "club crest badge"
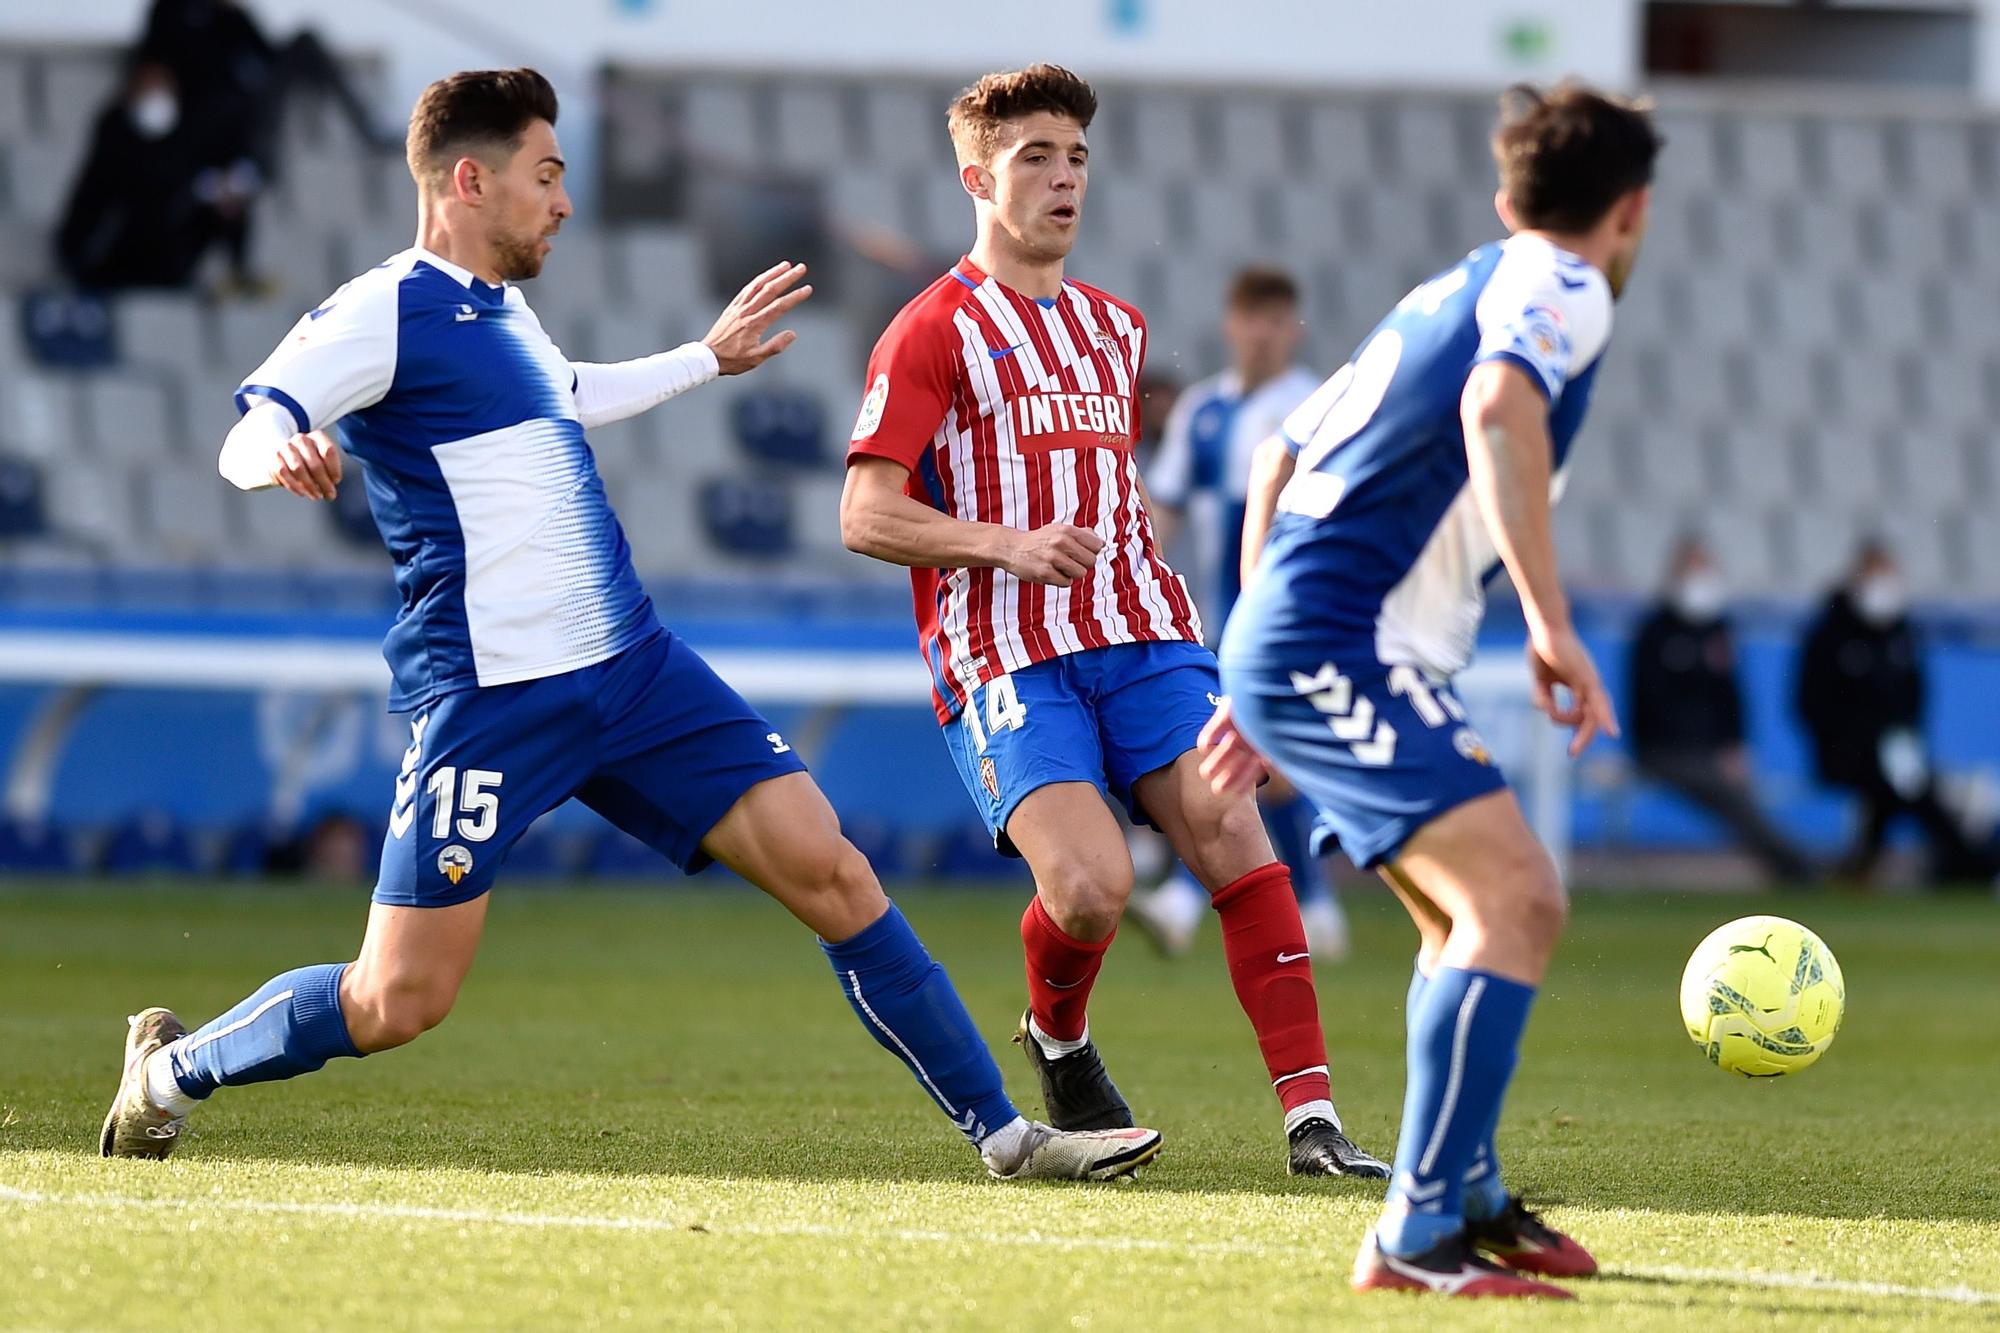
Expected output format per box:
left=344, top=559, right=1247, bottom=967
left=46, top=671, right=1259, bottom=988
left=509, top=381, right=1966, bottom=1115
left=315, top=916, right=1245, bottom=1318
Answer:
left=438, top=844, right=474, bottom=885
left=980, top=756, right=1001, bottom=800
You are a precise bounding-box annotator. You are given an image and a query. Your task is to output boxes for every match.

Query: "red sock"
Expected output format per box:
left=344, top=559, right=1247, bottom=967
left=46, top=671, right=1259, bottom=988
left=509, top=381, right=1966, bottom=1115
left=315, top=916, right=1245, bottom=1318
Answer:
left=1211, top=862, right=1334, bottom=1115
left=1020, top=896, right=1113, bottom=1043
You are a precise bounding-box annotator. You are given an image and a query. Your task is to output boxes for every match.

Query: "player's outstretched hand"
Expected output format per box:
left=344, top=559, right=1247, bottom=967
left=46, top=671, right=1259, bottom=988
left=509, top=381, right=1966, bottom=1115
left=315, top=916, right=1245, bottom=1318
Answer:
left=704, top=260, right=814, bottom=375
left=272, top=430, right=342, bottom=501
left=1001, top=522, right=1105, bottom=585
left=1198, top=697, right=1268, bottom=795
left=1528, top=623, right=1620, bottom=758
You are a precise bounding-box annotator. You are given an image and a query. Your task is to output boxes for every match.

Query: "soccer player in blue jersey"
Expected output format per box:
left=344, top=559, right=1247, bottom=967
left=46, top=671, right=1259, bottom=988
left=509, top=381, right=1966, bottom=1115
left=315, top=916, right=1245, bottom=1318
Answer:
left=1199, top=84, right=1660, bottom=1297
left=1131, top=265, right=1350, bottom=961
left=97, top=67, right=1162, bottom=1184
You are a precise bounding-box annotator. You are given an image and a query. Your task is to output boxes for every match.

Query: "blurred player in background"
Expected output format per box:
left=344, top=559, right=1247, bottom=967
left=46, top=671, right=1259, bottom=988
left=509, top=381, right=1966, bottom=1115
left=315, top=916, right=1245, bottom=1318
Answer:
left=99, top=67, right=1163, bottom=1186
left=1130, top=265, right=1351, bottom=961
left=1201, top=84, right=1660, bottom=1295
left=841, top=64, right=1386, bottom=1179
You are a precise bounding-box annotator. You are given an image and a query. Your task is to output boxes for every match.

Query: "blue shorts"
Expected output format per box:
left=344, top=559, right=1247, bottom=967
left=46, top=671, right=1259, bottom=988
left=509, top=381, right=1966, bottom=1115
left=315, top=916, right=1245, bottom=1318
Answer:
left=373, top=631, right=807, bottom=907
left=1219, top=645, right=1508, bottom=870
left=941, top=641, right=1219, bottom=857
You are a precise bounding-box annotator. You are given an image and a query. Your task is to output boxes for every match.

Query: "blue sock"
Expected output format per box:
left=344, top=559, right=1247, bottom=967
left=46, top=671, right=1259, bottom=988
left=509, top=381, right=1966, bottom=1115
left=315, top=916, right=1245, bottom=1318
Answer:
left=1406, top=957, right=1509, bottom=1221
left=1262, top=797, right=1324, bottom=906
left=168, top=963, right=362, bottom=1099
left=1378, top=967, right=1536, bottom=1257
left=822, top=903, right=1018, bottom=1147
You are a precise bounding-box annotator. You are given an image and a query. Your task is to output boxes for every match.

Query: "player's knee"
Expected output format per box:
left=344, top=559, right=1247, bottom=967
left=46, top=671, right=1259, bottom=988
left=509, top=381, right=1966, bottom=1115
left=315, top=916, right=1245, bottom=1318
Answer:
left=789, top=835, right=889, bottom=934
left=1038, top=857, right=1133, bottom=940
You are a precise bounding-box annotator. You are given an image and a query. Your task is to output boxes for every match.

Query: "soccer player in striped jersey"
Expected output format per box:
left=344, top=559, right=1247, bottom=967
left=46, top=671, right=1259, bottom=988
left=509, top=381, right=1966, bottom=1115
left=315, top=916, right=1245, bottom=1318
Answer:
left=1201, top=84, right=1660, bottom=1296
left=841, top=64, right=1386, bottom=1179
left=98, top=67, right=1162, bottom=1186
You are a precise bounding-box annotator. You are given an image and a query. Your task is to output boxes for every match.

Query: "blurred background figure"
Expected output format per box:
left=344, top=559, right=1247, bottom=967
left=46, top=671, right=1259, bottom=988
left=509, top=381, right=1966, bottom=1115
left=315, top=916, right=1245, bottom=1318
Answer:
left=136, top=0, right=398, bottom=166
left=1797, top=540, right=1998, bottom=888
left=56, top=60, right=258, bottom=291
left=1129, top=265, right=1349, bottom=960
left=1629, top=535, right=1816, bottom=885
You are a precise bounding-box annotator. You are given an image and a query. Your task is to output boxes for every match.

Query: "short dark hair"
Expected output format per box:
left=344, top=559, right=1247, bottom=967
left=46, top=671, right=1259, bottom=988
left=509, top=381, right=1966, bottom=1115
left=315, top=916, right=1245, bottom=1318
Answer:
left=407, top=67, right=559, bottom=188
left=1492, top=82, right=1661, bottom=234
left=947, top=64, right=1097, bottom=166
left=1227, top=265, right=1299, bottom=312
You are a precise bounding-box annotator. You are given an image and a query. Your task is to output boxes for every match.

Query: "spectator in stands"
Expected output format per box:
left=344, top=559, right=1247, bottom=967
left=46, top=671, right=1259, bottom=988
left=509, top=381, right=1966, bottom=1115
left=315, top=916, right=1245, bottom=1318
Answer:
left=56, top=61, right=259, bottom=290
left=1796, top=538, right=1998, bottom=886
left=136, top=0, right=399, bottom=167
left=1629, top=536, right=1815, bottom=884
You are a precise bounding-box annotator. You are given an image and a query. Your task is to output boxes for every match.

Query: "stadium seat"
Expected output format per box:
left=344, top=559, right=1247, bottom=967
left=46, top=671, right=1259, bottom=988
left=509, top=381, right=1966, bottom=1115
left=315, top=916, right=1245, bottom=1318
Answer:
left=1127, top=91, right=1209, bottom=176
left=0, top=371, right=80, bottom=463
left=80, top=373, right=179, bottom=458
left=791, top=473, right=848, bottom=559
left=859, top=83, right=955, bottom=168
left=1820, top=118, right=1895, bottom=200
left=771, top=83, right=856, bottom=175
left=611, top=224, right=712, bottom=315
left=699, top=475, right=794, bottom=557
left=39, top=53, right=118, bottom=148
left=1381, top=100, right=1469, bottom=186
left=115, top=293, right=213, bottom=376
left=43, top=459, right=143, bottom=559
left=144, top=464, right=240, bottom=562
left=1216, top=98, right=1297, bottom=181
left=1186, top=178, right=1272, bottom=258
left=5, top=140, right=73, bottom=227
left=731, top=387, right=826, bottom=468
left=0, top=53, right=30, bottom=139
left=1905, top=119, right=1984, bottom=200
left=1302, top=101, right=1375, bottom=180
left=681, top=78, right=763, bottom=164
left=0, top=454, right=46, bottom=537
left=1729, top=115, right=1812, bottom=198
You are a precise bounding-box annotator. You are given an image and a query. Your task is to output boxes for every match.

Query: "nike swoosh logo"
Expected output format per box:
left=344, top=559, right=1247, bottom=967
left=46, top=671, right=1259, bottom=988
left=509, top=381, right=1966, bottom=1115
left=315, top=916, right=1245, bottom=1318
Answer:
left=1044, top=977, right=1087, bottom=989
left=1276, top=951, right=1310, bottom=963
left=988, top=343, right=1025, bottom=359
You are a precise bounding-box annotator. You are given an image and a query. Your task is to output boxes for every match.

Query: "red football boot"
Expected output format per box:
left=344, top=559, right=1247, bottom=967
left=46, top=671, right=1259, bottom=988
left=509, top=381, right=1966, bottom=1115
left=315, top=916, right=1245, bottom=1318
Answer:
left=1351, top=1231, right=1575, bottom=1299
left=1468, top=1196, right=1599, bottom=1278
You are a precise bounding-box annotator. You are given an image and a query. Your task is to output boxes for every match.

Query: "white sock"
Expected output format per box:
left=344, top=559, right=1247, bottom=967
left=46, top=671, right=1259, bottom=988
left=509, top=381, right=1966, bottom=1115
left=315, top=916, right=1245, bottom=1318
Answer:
left=144, top=1044, right=198, bottom=1117
left=978, top=1115, right=1033, bottom=1170
left=1028, top=1015, right=1090, bottom=1059
left=1283, top=1097, right=1340, bottom=1136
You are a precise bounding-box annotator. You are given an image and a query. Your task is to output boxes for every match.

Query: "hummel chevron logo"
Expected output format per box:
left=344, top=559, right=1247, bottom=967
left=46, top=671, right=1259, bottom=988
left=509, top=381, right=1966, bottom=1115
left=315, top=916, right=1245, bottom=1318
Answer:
left=987, top=343, right=1025, bottom=359
left=1290, top=663, right=1398, bottom=766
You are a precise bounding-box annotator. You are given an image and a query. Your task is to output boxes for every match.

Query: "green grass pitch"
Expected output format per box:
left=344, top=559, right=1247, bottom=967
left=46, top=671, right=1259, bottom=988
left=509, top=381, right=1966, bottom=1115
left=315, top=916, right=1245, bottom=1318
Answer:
left=3, top=882, right=1996, bottom=1329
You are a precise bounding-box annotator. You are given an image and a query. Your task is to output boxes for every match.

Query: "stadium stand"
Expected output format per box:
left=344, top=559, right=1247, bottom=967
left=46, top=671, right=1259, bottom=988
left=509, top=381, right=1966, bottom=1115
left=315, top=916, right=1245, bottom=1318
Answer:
left=1, top=40, right=1996, bottom=875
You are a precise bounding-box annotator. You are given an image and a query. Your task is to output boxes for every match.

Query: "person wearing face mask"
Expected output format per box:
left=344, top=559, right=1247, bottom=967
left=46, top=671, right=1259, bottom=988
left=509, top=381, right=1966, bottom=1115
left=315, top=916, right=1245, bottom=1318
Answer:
left=1630, top=536, right=1816, bottom=883
left=55, top=62, right=257, bottom=291
left=1796, top=539, right=1997, bottom=886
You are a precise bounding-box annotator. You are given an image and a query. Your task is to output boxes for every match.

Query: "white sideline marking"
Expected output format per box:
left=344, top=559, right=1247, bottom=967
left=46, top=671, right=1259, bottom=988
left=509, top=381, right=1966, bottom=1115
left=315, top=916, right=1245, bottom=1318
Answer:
left=3, top=1184, right=1995, bottom=1307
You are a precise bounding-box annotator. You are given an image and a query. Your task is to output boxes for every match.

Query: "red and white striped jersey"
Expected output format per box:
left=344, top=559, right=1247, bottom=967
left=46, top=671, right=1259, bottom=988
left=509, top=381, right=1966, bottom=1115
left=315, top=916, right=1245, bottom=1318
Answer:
left=848, top=257, right=1203, bottom=723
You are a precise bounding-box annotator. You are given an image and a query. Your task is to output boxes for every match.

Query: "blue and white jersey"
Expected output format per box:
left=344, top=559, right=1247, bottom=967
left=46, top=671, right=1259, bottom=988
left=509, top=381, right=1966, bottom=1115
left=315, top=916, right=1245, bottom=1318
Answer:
left=237, top=247, right=657, bottom=711
left=1148, top=364, right=1321, bottom=632
left=1242, top=234, right=1612, bottom=679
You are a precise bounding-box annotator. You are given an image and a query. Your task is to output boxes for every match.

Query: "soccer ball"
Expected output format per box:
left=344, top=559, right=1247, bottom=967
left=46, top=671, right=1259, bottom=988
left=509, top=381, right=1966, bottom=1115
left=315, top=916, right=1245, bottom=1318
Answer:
left=1679, top=915, right=1845, bottom=1077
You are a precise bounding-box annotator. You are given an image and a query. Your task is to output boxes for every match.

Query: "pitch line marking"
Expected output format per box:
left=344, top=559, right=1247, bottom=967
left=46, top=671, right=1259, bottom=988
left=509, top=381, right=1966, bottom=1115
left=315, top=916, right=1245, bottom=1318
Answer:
left=2, top=1184, right=1995, bottom=1307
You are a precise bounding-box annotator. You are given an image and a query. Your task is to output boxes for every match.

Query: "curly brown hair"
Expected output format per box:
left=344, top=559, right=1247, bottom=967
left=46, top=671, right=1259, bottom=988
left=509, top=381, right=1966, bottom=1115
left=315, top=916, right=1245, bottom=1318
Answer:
left=946, top=64, right=1097, bottom=167
left=1492, top=82, right=1661, bottom=234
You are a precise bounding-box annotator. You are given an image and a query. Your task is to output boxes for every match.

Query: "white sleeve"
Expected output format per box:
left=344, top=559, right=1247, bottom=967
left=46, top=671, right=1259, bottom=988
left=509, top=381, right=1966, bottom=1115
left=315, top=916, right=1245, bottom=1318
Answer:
left=570, top=342, right=720, bottom=430
left=235, top=280, right=397, bottom=434
left=1147, top=386, right=1199, bottom=506
left=1471, top=256, right=1612, bottom=403
left=217, top=400, right=297, bottom=490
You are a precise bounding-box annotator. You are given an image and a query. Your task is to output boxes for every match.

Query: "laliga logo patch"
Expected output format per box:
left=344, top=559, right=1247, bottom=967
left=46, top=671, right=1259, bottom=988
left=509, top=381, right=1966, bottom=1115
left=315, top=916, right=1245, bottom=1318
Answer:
left=980, top=756, right=1001, bottom=801
left=1453, top=727, right=1493, bottom=766
left=853, top=373, right=889, bottom=440
left=437, top=844, right=474, bottom=885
